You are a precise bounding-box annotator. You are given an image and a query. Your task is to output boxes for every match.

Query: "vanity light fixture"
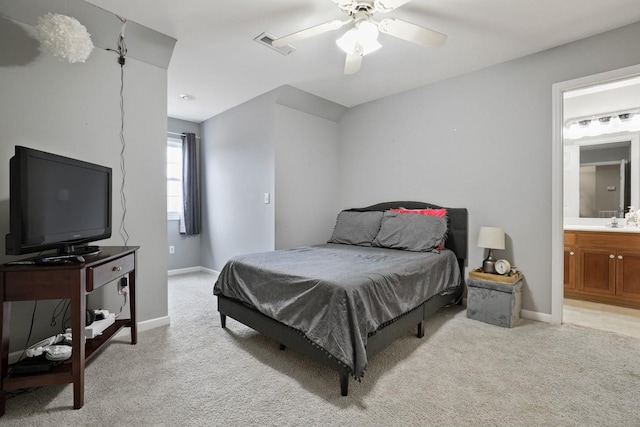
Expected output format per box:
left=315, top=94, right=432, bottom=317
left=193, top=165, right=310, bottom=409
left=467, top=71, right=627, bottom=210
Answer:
left=565, top=109, right=640, bottom=139
left=477, top=226, right=505, bottom=274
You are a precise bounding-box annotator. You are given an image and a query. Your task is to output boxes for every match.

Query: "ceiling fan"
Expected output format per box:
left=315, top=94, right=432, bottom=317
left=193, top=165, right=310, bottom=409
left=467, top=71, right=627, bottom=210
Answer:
left=271, top=0, right=447, bottom=74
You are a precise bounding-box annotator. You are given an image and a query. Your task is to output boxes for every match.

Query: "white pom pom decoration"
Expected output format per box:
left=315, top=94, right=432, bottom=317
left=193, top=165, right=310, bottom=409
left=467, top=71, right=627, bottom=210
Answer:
left=35, top=13, right=95, bottom=63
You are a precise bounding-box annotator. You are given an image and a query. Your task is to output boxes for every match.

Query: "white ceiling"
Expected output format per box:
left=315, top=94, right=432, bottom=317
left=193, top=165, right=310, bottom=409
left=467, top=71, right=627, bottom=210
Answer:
left=84, top=0, right=640, bottom=123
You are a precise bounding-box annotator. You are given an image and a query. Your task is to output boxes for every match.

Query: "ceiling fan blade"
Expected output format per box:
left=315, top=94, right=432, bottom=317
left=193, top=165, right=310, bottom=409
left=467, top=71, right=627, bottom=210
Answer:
left=344, top=43, right=363, bottom=75
left=378, top=18, right=447, bottom=48
left=374, top=0, right=412, bottom=13
left=272, top=19, right=350, bottom=47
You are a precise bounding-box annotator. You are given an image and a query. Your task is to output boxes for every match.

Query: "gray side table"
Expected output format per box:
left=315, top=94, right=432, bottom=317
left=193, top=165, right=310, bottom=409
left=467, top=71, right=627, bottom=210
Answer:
left=467, top=277, right=523, bottom=328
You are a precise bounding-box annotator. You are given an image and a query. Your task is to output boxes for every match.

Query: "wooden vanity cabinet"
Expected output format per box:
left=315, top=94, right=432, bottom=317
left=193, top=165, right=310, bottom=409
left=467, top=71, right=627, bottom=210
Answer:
left=577, top=247, right=616, bottom=296
left=615, top=250, right=640, bottom=302
left=565, top=230, right=640, bottom=308
left=564, top=232, right=577, bottom=290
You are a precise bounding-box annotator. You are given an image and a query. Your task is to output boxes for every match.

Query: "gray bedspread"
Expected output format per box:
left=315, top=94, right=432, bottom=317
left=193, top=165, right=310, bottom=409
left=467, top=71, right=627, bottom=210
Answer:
left=213, top=243, right=461, bottom=379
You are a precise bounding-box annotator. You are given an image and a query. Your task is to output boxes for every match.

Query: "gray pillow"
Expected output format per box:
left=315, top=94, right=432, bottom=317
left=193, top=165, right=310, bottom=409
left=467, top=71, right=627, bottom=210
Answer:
left=328, top=211, right=384, bottom=246
left=372, top=211, right=447, bottom=252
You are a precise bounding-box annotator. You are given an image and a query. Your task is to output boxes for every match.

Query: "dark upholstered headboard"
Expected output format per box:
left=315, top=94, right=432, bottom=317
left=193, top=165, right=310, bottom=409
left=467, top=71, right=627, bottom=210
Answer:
left=347, top=201, right=468, bottom=265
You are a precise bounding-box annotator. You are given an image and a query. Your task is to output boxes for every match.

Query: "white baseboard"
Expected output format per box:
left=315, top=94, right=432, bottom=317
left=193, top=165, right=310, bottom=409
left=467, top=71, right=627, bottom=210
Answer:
left=138, top=315, right=171, bottom=332
left=168, top=266, right=219, bottom=277
left=168, top=266, right=201, bottom=276
left=115, top=315, right=170, bottom=339
left=521, top=309, right=553, bottom=324
left=200, top=267, right=219, bottom=276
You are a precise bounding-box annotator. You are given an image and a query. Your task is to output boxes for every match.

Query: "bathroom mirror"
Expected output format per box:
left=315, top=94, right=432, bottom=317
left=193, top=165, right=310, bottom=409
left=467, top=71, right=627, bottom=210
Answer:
left=564, top=135, right=639, bottom=219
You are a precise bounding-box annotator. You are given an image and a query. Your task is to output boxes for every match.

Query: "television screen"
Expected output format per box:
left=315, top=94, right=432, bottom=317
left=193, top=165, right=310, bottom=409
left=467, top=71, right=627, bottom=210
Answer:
left=6, top=146, right=112, bottom=256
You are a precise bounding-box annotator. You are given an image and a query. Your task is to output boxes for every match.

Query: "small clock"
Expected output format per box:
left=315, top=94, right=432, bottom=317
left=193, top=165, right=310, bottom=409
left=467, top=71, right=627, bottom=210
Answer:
left=495, top=259, right=511, bottom=275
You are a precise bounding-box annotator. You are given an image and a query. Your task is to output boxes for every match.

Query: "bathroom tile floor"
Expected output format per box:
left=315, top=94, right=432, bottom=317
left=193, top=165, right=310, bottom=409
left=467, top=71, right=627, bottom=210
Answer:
left=563, top=298, right=640, bottom=339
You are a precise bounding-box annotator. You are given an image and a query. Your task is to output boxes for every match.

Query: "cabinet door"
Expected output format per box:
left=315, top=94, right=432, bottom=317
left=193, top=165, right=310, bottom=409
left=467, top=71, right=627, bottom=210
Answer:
left=564, top=246, right=576, bottom=290
left=578, top=247, right=616, bottom=295
left=616, top=250, right=640, bottom=302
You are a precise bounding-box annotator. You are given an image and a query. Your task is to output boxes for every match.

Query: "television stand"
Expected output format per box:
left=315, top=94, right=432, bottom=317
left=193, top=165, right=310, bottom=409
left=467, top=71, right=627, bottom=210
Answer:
left=0, top=246, right=139, bottom=417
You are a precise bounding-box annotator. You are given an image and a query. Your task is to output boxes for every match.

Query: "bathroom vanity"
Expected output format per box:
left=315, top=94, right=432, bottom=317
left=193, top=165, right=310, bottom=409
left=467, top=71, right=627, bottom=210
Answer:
left=564, top=226, right=640, bottom=309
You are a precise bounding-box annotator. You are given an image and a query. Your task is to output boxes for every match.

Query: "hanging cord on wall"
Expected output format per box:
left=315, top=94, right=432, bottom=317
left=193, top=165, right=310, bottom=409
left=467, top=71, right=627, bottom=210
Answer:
left=108, top=16, right=130, bottom=246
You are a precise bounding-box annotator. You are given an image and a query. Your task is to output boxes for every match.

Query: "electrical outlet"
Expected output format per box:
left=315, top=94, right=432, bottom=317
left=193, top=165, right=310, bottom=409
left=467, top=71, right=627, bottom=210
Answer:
left=169, top=245, right=175, bottom=254
left=118, top=277, right=128, bottom=295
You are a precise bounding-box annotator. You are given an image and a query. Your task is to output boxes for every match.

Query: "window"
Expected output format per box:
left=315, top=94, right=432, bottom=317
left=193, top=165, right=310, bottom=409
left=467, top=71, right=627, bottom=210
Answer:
left=167, top=138, right=183, bottom=220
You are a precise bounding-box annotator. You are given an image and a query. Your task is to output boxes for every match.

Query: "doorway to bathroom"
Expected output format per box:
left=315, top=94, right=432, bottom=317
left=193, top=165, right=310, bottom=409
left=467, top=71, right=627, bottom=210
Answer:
left=552, top=65, right=640, bottom=337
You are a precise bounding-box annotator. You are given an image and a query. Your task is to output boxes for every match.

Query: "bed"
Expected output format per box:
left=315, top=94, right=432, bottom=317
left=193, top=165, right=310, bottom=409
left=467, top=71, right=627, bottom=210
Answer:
left=214, top=201, right=468, bottom=395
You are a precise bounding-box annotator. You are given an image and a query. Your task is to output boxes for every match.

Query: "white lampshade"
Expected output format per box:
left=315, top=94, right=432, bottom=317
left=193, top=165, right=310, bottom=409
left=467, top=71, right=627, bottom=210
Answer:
left=477, top=226, right=505, bottom=250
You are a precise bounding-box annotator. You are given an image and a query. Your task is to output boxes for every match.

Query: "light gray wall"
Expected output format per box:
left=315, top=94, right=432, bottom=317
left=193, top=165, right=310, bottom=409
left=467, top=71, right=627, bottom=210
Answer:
left=201, top=90, right=278, bottom=271
left=275, top=105, right=340, bottom=249
left=200, top=86, right=344, bottom=271
left=168, top=117, right=201, bottom=138
left=337, top=21, right=640, bottom=315
left=167, top=117, right=202, bottom=270
left=0, top=11, right=173, bottom=351
left=166, top=216, right=201, bottom=270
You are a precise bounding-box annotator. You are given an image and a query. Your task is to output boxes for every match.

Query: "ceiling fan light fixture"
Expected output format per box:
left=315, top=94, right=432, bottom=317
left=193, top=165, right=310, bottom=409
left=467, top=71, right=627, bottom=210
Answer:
left=336, top=21, right=381, bottom=55
left=274, top=0, right=447, bottom=74
left=357, top=20, right=379, bottom=40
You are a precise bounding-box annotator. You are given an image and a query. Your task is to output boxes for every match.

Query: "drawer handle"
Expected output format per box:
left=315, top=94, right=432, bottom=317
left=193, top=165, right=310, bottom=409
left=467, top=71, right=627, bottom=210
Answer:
left=569, top=251, right=574, bottom=256
left=618, top=255, right=623, bottom=260
left=609, top=254, right=615, bottom=259
left=112, top=266, right=122, bottom=272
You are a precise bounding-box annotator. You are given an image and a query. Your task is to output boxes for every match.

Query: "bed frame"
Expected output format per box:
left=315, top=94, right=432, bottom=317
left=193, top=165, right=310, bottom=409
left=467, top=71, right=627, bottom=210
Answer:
left=217, top=201, right=468, bottom=396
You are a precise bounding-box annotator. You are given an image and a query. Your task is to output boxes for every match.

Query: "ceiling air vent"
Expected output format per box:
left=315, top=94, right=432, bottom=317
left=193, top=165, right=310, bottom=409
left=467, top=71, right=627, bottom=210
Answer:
left=254, top=32, right=295, bottom=56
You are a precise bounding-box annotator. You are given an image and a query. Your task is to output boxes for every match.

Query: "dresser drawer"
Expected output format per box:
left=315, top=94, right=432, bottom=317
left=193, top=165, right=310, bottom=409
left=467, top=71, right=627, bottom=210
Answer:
left=86, top=253, right=135, bottom=291
left=577, top=232, right=640, bottom=249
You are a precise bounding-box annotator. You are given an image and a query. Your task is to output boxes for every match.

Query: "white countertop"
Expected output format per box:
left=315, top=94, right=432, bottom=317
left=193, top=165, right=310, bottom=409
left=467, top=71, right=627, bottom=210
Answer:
left=564, top=224, right=640, bottom=233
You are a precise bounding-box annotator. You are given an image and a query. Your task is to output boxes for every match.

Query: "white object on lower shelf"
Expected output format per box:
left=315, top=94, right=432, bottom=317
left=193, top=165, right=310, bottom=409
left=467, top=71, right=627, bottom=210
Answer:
left=66, top=313, right=116, bottom=339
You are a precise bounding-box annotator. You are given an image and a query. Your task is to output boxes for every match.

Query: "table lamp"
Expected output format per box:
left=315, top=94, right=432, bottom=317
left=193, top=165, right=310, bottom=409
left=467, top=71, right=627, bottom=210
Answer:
left=477, top=226, right=505, bottom=274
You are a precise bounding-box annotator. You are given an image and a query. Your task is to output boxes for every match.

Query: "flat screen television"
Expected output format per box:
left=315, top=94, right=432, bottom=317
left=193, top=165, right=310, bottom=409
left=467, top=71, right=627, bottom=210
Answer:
left=5, top=146, right=112, bottom=256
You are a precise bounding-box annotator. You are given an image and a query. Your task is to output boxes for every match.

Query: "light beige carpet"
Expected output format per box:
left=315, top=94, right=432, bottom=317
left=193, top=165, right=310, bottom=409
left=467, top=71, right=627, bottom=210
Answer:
left=3, top=272, right=640, bottom=426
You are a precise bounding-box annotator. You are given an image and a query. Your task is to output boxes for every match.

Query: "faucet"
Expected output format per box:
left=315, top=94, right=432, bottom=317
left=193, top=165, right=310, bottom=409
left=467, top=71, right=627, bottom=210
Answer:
left=609, top=217, right=619, bottom=228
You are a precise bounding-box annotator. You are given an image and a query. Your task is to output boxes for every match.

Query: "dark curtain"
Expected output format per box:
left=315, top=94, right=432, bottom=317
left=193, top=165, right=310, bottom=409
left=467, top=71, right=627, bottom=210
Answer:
left=181, top=132, right=200, bottom=235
